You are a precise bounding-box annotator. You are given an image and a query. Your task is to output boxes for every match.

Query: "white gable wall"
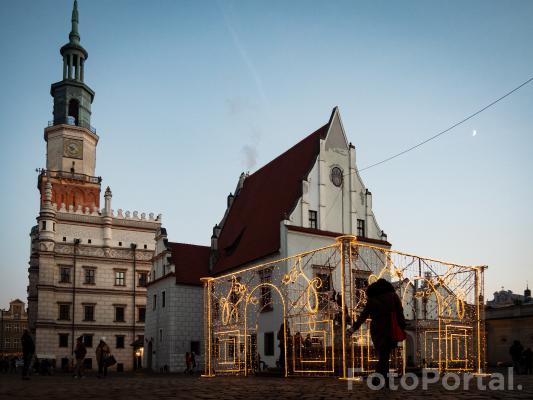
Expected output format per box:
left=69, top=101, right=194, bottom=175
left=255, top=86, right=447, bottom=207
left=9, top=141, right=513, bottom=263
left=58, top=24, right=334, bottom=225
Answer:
left=289, top=108, right=385, bottom=240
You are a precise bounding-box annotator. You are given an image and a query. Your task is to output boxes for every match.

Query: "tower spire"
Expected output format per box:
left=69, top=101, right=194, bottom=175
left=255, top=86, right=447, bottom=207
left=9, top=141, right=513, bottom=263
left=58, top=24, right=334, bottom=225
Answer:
left=69, top=0, right=80, bottom=44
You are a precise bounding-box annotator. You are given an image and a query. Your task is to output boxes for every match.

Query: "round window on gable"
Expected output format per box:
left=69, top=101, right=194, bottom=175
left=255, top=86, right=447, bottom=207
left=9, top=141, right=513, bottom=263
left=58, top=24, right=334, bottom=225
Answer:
left=330, top=166, right=343, bottom=187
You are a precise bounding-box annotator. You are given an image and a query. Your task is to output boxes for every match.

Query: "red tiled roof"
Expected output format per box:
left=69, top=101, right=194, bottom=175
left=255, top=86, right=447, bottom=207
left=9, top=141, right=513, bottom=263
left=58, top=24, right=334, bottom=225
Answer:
left=212, top=116, right=332, bottom=275
left=168, top=242, right=211, bottom=286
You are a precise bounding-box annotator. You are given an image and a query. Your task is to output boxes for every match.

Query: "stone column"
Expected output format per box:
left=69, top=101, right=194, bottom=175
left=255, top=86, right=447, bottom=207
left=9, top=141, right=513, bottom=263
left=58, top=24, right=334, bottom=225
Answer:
left=75, top=55, right=80, bottom=80
left=63, top=57, right=67, bottom=80
left=67, top=54, right=72, bottom=79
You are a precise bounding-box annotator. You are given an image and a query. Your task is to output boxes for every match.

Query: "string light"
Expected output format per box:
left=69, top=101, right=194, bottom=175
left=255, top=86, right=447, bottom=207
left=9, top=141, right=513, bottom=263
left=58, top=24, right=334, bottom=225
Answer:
left=202, top=236, right=487, bottom=378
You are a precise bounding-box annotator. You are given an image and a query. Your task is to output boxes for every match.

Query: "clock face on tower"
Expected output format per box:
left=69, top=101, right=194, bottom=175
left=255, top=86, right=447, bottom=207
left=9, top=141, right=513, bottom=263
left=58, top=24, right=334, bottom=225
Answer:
left=331, top=166, right=343, bottom=187
left=63, top=138, right=83, bottom=159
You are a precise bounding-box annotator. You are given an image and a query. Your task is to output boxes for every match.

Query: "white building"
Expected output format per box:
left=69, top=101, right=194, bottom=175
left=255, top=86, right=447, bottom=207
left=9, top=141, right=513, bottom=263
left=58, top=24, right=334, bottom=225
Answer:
left=27, top=1, right=160, bottom=371
left=144, top=229, right=209, bottom=372
left=145, top=107, right=390, bottom=371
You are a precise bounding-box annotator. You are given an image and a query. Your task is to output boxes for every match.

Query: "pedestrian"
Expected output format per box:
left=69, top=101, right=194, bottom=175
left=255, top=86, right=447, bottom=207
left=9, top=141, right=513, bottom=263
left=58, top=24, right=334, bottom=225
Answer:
left=523, top=347, right=533, bottom=375
left=294, top=332, right=303, bottom=364
left=73, top=336, right=87, bottom=378
left=21, top=329, right=35, bottom=380
left=304, top=333, right=312, bottom=358
left=191, top=352, right=196, bottom=373
left=184, top=352, right=191, bottom=374
left=277, top=322, right=290, bottom=371
left=348, top=278, right=406, bottom=388
left=510, top=340, right=524, bottom=374
left=95, top=338, right=110, bottom=378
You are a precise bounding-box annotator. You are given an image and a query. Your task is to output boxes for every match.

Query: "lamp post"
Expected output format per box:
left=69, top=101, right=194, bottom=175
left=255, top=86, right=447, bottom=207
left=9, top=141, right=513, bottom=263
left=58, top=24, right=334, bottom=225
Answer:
left=131, top=243, right=137, bottom=370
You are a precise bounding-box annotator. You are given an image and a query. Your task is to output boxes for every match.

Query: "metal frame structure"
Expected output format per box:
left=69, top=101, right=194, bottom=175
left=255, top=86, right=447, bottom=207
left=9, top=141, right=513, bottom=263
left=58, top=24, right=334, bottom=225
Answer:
left=202, top=236, right=487, bottom=378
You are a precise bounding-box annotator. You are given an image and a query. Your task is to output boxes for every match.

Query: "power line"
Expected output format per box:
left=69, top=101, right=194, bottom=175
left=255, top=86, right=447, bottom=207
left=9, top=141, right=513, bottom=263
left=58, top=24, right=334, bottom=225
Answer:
left=350, top=76, right=533, bottom=174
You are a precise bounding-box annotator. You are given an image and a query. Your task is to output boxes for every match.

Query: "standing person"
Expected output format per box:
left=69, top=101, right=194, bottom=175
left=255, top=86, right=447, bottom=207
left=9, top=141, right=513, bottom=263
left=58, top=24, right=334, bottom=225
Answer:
left=348, top=279, right=406, bottom=388
left=184, top=352, right=191, bottom=374
left=277, top=323, right=290, bottom=372
left=21, top=329, right=35, bottom=381
left=510, top=340, right=524, bottom=374
left=73, top=336, right=87, bottom=378
left=95, top=338, right=110, bottom=378
left=523, top=347, right=533, bottom=375
left=191, top=352, right=196, bottom=373
left=304, top=334, right=312, bottom=358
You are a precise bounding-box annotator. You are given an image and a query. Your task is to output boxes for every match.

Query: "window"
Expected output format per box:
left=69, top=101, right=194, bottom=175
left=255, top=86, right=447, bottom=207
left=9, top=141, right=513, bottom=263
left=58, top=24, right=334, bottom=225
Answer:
left=138, top=306, right=146, bottom=323
left=83, top=334, right=93, bottom=348
left=59, top=267, right=71, bottom=283
left=309, top=210, right=318, bottom=229
left=84, top=268, right=95, bottom=285
left=42, top=221, right=47, bottom=230
left=162, top=291, right=166, bottom=308
left=316, top=272, right=331, bottom=293
left=59, top=334, right=69, bottom=348
left=144, top=244, right=147, bottom=249
left=153, top=294, right=157, bottom=310
left=88, top=239, right=92, bottom=244
left=259, top=269, right=273, bottom=312
left=58, top=304, right=71, bottom=320
left=138, top=272, right=148, bottom=287
left=264, top=332, right=274, bottom=356
left=357, top=219, right=365, bottom=237
left=63, top=236, right=67, bottom=242
left=83, top=305, right=95, bottom=321
left=119, top=241, right=122, bottom=247
left=115, top=271, right=125, bottom=286
left=115, top=306, right=125, bottom=322
left=191, top=341, right=201, bottom=356
left=116, top=335, right=125, bottom=349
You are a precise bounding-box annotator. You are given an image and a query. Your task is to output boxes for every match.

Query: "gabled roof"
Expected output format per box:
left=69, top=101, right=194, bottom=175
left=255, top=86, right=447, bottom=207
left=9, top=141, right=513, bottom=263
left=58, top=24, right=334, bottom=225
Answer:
left=212, top=110, right=335, bottom=275
left=168, top=242, right=211, bottom=286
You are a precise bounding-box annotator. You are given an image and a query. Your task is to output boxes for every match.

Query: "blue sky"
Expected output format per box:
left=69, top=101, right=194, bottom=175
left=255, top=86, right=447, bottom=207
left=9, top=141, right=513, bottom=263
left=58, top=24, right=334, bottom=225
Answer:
left=0, top=0, right=532, bottom=307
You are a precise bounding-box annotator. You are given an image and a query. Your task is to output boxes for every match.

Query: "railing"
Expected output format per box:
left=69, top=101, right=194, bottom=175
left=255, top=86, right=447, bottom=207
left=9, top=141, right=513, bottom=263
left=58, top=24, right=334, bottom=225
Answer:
left=47, top=117, right=96, bottom=134
left=38, top=169, right=101, bottom=184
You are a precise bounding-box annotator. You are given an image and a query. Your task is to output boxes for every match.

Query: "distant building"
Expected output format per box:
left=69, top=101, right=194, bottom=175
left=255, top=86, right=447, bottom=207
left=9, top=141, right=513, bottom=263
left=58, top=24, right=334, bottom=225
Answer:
left=485, top=286, right=533, bottom=366
left=1, top=299, right=29, bottom=357
left=145, top=107, right=390, bottom=372
left=27, top=1, right=160, bottom=371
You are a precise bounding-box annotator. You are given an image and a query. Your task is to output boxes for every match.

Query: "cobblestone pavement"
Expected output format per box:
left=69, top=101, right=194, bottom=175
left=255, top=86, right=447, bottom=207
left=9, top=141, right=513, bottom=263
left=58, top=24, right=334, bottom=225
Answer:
left=0, top=372, right=532, bottom=400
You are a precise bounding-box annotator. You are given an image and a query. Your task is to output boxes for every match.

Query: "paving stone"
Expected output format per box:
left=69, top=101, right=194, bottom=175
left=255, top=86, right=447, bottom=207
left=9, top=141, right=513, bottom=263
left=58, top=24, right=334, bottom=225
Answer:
left=0, top=372, right=532, bottom=399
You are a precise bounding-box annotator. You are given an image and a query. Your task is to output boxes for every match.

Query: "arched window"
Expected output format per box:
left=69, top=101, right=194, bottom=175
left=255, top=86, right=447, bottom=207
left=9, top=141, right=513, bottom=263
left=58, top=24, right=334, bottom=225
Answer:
left=68, top=99, right=80, bottom=126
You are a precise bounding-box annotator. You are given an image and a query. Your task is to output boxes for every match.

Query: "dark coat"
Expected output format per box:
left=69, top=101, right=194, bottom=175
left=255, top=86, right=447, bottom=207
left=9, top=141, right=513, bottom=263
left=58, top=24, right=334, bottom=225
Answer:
left=75, top=342, right=87, bottom=360
left=352, top=288, right=406, bottom=350
left=21, top=332, right=35, bottom=357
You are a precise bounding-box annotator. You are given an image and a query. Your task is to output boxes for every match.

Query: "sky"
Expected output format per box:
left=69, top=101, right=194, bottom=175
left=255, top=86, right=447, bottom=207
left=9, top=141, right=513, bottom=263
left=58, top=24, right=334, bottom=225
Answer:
left=0, top=0, right=532, bottom=308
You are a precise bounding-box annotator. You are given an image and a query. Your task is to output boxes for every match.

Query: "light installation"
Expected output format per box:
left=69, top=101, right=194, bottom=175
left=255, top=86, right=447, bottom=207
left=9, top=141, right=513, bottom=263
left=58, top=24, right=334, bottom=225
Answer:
left=202, top=236, right=487, bottom=378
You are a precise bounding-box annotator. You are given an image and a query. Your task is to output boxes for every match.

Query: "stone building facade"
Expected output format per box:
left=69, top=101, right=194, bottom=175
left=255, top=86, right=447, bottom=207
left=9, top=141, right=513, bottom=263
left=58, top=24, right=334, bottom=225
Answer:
left=1, top=299, right=29, bottom=357
left=485, top=286, right=533, bottom=366
left=27, top=1, right=160, bottom=371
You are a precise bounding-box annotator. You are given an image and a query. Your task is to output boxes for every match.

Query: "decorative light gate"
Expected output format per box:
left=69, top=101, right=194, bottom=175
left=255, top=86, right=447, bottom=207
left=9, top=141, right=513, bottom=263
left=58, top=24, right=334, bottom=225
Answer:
left=202, top=236, right=486, bottom=378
